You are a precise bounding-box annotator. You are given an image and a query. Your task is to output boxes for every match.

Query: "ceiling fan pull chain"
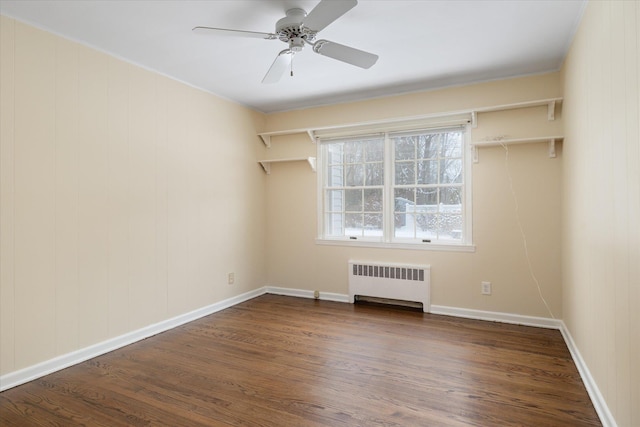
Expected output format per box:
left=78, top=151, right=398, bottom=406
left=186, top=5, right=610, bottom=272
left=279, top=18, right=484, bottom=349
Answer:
left=290, top=54, right=294, bottom=77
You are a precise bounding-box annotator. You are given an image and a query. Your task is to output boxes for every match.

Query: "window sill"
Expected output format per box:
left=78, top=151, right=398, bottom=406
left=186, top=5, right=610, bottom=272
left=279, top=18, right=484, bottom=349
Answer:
left=315, top=238, right=476, bottom=252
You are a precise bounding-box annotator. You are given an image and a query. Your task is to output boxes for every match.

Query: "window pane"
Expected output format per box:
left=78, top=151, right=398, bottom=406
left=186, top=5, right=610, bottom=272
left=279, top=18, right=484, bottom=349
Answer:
left=416, top=213, right=437, bottom=238
left=345, top=163, right=364, bottom=186
left=394, top=188, right=415, bottom=210
left=365, top=162, right=383, bottom=186
left=326, top=190, right=343, bottom=211
left=327, top=144, right=343, bottom=165
left=364, top=213, right=383, bottom=236
left=327, top=165, right=343, bottom=187
left=441, top=186, right=462, bottom=207
left=416, top=188, right=438, bottom=212
left=394, top=188, right=414, bottom=236
left=395, top=161, right=415, bottom=185
left=417, top=160, right=438, bottom=184
left=345, top=189, right=362, bottom=212
left=345, top=141, right=363, bottom=163
left=441, top=132, right=462, bottom=157
left=365, top=139, right=384, bottom=162
left=364, top=188, right=383, bottom=212
left=439, top=213, right=463, bottom=240
left=440, top=159, right=462, bottom=184
left=345, top=213, right=363, bottom=235
left=325, top=213, right=343, bottom=236
left=394, top=137, right=415, bottom=160
left=417, top=134, right=439, bottom=159
left=394, top=213, right=413, bottom=237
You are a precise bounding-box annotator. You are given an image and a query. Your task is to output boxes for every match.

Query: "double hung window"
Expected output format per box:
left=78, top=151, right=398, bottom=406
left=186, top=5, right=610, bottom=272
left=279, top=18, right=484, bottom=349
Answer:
left=319, top=126, right=471, bottom=248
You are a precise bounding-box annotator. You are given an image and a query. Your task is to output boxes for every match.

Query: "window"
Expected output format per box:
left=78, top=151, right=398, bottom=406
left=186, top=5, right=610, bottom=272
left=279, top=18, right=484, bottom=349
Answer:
left=319, top=126, right=471, bottom=249
left=324, top=135, right=385, bottom=238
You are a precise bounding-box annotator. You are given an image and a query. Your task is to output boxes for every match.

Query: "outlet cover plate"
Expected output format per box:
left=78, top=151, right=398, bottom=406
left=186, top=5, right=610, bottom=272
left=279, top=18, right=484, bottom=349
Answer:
left=481, top=281, right=492, bottom=295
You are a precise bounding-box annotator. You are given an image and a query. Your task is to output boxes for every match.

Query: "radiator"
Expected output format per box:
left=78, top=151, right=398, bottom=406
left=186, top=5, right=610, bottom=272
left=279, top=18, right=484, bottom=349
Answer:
left=348, top=261, right=431, bottom=312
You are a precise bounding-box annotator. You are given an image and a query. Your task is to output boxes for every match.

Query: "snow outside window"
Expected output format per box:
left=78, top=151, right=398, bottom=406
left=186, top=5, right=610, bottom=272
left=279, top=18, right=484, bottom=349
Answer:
left=319, top=126, right=472, bottom=248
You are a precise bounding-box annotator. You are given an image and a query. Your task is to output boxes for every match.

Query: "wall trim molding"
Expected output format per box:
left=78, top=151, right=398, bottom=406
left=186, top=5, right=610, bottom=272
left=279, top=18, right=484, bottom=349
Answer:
left=265, top=286, right=350, bottom=303
left=559, top=321, right=617, bottom=427
left=429, top=304, right=563, bottom=329
left=0, top=287, right=615, bottom=427
left=0, top=287, right=266, bottom=392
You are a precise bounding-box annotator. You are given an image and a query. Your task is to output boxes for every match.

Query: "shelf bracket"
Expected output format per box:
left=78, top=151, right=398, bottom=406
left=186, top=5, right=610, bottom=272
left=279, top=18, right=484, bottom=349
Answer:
left=548, top=139, right=556, bottom=158
left=259, top=161, right=271, bottom=174
left=470, top=111, right=478, bottom=128
left=306, top=130, right=317, bottom=143
left=259, top=134, right=271, bottom=148
left=472, top=145, right=479, bottom=163
left=307, top=156, right=317, bottom=172
left=547, top=101, right=556, bottom=121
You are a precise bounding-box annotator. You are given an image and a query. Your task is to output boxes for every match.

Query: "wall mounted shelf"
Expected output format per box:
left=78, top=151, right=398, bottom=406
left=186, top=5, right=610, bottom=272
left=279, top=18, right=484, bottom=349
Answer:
left=258, top=157, right=317, bottom=175
left=257, top=97, right=563, bottom=145
left=256, top=98, right=564, bottom=166
left=258, top=130, right=316, bottom=147
left=470, top=97, right=561, bottom=128
left=471, top=136, right=563, bottom=162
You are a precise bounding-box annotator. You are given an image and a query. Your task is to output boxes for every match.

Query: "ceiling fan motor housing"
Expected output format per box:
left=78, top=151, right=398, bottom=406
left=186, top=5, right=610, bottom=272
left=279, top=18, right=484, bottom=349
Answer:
left=276, top=8, right=317, bottom=51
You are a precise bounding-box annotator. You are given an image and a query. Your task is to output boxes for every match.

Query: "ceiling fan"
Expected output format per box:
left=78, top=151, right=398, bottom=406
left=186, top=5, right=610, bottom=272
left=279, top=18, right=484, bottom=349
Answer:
left=193, top=0, right=378, bottom=84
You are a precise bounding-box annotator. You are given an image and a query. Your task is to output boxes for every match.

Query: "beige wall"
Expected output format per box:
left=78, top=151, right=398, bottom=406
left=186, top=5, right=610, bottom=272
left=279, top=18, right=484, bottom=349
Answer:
left=262, top=73, right=564, bottom=319
left=0, top=16, right=267, bottom=376
left=4, top=6, right=637, bottom=425
left=562, top=1, right=639, bottom=425
left=264, top=73, right=562, bottom=133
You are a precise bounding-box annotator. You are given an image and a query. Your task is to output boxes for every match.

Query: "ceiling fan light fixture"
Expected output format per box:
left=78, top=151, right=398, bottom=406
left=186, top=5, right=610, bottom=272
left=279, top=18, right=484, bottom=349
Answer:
left=289, top=37, right=305, bottom=52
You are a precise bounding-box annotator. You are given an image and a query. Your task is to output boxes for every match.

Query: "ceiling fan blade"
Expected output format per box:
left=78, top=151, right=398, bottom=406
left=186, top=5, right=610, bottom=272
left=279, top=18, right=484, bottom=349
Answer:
left=303, top=0, right=357, bottom=32
left=262, top=50, right=293, bottom=84
left=312, top=40, right=378, bottom=69
left=192, top=26, right=277, bottom=40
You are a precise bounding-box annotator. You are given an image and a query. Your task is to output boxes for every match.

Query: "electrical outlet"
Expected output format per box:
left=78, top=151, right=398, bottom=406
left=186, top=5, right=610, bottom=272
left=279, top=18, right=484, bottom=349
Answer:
left=228, top=273, right=235, bottom=285
left=481, top=281, right=492, bottom=295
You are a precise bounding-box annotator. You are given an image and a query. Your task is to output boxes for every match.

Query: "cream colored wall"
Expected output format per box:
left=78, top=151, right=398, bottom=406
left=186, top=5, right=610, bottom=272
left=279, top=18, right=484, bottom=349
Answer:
left=0, top=16, right=267, bottom=376
left=262, top=74, right=564, bottom=319
left=264, top=73, right=562, bottom=132
left=561, top=1, right=639, bottom=425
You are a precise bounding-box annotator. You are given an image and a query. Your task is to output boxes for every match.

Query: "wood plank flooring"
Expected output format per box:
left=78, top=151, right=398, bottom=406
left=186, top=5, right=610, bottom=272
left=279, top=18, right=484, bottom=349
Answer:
left=1, top=294, right=601, bottom=426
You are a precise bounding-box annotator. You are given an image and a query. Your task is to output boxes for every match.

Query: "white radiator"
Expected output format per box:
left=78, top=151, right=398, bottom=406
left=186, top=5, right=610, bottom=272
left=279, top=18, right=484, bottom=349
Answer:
left=348, top=261, right=431, bottom=312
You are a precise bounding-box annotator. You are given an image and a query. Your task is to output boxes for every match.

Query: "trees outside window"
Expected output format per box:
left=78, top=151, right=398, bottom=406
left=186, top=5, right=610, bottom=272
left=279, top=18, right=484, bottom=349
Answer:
left=320, top=127, right=470, bottom=247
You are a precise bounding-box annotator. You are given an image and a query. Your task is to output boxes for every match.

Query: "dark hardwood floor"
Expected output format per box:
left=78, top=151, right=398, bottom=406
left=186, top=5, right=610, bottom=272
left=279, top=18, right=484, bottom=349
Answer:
left=1, top=294, right=601, bottom=426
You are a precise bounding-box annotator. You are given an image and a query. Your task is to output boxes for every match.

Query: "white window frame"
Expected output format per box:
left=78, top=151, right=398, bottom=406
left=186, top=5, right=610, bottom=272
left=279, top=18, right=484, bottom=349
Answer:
left=316, top=124, right=474, bottom=252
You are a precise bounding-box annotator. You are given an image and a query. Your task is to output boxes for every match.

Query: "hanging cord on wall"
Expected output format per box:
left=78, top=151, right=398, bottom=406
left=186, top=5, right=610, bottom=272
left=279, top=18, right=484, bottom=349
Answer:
left=498, top=141, right=555, bottom=319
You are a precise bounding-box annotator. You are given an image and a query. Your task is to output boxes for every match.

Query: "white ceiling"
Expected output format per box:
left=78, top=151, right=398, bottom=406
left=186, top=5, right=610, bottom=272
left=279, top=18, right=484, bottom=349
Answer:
left=0, top=0, right=585, bottom=113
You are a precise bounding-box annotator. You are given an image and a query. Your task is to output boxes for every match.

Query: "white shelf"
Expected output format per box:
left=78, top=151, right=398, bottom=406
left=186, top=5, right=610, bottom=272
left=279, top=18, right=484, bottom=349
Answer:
left=257, top=97, right=563, bottom=144
left=471, top=136, right=563, bottom=162
left=258, top=157, right=317, bottom=175
left=258, top=130, right=316, bottom=147
left=471, top=97, right=561, bottom=127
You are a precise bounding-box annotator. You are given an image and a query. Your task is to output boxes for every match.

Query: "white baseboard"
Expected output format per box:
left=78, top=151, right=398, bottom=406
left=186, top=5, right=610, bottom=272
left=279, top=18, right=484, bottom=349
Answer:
left=265, top=286, right=350, bottom=303
left=0, top=287, right=267, bottom=392
left=264, top=288, right=563, bottom=329
left=0, top=286, right=615, bottom=427
left=429, top=305, right=563, bottom=329
left=559, top=321, right=617, bottom=427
